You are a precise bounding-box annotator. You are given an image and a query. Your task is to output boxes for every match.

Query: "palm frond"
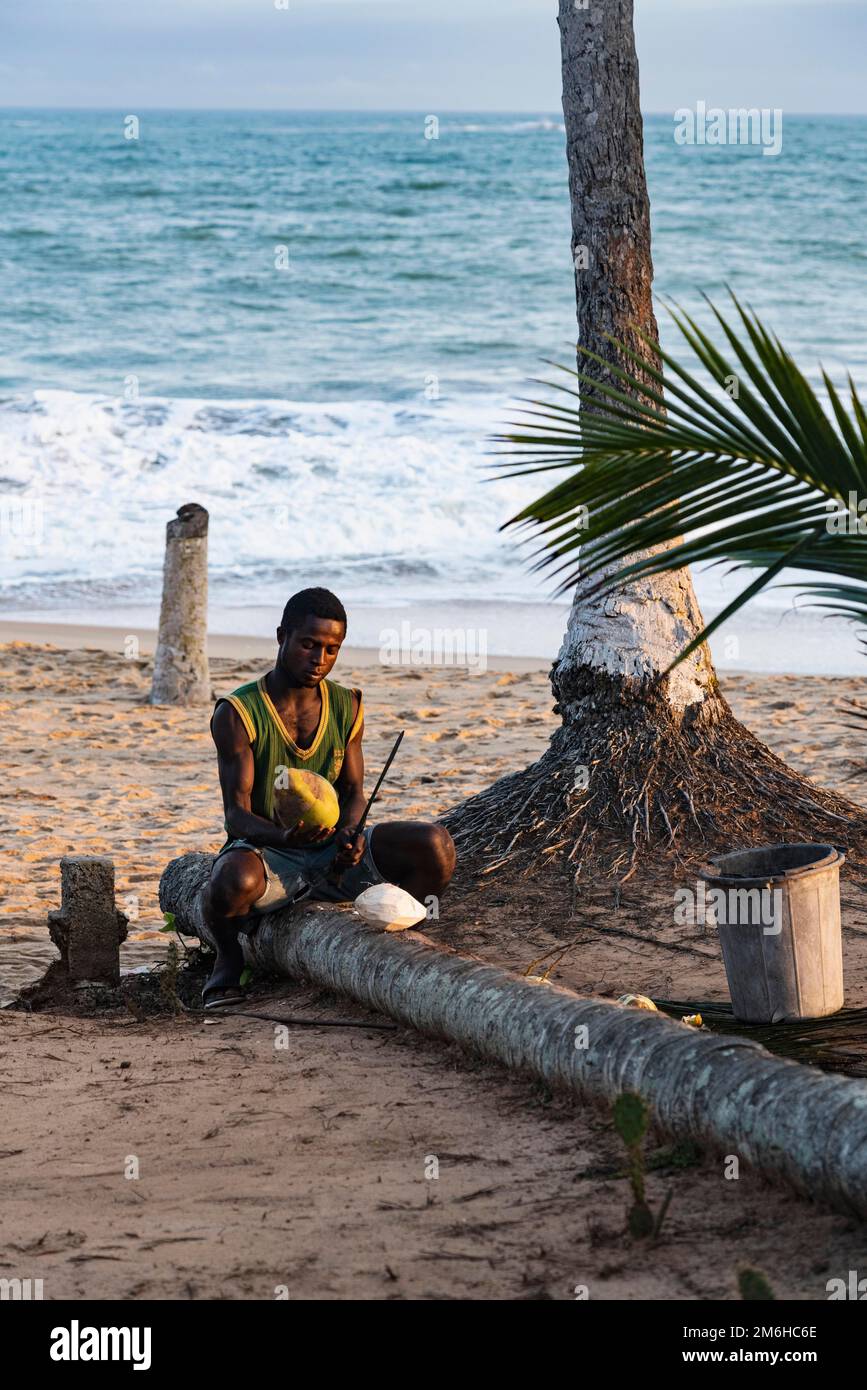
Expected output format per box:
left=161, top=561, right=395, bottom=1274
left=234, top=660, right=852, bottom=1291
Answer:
left=497, top=295, right=867, bottom=669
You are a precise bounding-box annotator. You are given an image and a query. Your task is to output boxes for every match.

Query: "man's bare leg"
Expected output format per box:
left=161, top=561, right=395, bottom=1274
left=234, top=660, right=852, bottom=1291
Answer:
left=201, top=826, right=454, bottom=1003
left=366, top=821, right=456, bottom=902
left=201, top=849, right=267, bottom=1007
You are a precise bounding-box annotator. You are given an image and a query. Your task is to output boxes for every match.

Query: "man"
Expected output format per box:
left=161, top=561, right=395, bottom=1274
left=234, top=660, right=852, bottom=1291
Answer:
left=202, top=587, right=456, bottom=1008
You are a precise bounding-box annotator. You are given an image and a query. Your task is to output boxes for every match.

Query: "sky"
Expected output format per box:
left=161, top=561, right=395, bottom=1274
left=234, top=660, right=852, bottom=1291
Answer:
left=1, top=0, right=866, bottom=112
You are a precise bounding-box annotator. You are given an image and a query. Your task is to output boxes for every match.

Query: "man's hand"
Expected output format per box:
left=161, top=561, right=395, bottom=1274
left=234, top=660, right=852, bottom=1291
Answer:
left=281, top=821, right=335, bottom=849
left=333, top=826, right=366, bottom=868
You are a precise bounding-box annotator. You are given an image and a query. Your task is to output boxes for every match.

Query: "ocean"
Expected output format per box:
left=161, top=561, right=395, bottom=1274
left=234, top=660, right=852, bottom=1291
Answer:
left=2, top=109, right=866, bottom=672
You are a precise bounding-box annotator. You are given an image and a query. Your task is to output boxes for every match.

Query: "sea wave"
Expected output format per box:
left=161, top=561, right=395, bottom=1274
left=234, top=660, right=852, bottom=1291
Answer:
left=449, top=120, right=565, bottom=134
left=0, top=388, right=542, bottom=609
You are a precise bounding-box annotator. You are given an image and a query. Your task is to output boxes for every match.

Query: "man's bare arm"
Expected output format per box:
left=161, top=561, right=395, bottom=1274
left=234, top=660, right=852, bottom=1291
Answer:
left=212, top=702, right=321, bottom=848
left=333, top=695, right=368, bottom=866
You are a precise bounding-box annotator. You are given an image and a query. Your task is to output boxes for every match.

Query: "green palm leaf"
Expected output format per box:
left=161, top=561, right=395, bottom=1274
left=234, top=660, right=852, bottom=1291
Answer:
left=496, top=295, right=867, bottom=671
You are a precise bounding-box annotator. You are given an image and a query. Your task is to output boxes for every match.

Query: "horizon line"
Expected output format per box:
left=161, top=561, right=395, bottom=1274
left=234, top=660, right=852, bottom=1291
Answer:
left=1, top=105, right=866, bottom=118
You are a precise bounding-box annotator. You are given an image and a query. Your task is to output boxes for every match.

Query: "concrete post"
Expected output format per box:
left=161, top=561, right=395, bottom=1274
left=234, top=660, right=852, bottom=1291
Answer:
left=48, top=856, right=128, bottom=985
left=150, top=502, right=211, bottom=706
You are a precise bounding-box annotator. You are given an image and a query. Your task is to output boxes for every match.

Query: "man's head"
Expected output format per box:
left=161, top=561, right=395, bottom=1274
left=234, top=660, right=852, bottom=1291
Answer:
left=276, top=588, right=347, bottom=687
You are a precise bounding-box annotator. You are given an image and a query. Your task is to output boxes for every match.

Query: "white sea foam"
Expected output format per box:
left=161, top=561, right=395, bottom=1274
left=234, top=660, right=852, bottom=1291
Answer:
left=0, top=387, right=546, bottom=607
left=450, top=119, right=565, bottom=134
left=1, top=389, right=862, bottom=672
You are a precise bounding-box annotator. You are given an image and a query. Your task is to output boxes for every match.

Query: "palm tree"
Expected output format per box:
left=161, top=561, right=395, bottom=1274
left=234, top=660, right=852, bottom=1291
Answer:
left=497, top=296, right=867, bottom=677
left=552, top=0, right=715, bottom=716
left=442, top=2, right=865, bottom=884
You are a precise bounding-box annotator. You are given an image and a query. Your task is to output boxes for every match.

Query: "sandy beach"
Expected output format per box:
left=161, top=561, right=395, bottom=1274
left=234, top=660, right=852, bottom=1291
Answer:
left=0, top=624, right=556, bottom=1001
left=5, top=0, right=867, bottom=1331
left=3, top=629, right=867, bottom=1300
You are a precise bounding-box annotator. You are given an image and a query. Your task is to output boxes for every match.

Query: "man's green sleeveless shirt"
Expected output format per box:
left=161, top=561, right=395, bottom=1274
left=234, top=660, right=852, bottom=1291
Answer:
left=214, top=676, right=363, bottom=824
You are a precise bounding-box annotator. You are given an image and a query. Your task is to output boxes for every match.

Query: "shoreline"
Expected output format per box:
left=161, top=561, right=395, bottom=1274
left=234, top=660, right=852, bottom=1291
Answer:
left=1, top=617, right=861, bottom=685
left=0, top=618, right=552, bottom=673
left=1, top=595, right=866, bottom=676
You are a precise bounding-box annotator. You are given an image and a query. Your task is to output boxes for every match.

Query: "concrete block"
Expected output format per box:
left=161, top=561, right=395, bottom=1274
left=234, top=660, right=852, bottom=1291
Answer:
left=48, top=856, right=128, bottom=985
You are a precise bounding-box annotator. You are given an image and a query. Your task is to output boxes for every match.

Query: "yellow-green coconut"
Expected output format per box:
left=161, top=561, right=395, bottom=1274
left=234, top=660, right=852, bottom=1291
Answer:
left=273, top=768, right=340, bottom=832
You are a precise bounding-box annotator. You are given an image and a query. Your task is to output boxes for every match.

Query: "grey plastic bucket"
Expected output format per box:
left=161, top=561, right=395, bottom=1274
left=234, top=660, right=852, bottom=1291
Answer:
left=697, top=843, right=845, bottom=1024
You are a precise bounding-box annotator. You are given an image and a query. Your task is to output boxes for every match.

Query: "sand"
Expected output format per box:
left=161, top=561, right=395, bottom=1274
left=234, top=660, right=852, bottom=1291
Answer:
left=0, top=635, right=558, bottom=999
left=3, top=633, right=867, bottom=1300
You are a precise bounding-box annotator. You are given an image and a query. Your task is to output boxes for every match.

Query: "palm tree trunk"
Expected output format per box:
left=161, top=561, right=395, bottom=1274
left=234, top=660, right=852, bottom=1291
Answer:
left=555, top=0, right=714, bottom=715
left=442, top=0, right=864, bottom=878
left=160, top=850, right=867, bottom=1220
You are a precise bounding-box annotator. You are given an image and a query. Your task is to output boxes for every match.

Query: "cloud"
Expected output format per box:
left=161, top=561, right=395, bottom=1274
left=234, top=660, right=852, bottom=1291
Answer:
left=2, top=1, right=865, bottom=111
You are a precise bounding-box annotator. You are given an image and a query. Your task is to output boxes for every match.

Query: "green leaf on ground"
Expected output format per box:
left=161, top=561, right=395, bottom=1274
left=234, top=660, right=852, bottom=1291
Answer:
left=613, top=1092, right=650, bottom=1147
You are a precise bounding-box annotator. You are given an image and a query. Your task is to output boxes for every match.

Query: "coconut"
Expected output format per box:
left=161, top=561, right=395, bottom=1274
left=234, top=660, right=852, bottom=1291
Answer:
left=617, top=993, right=658, bottom=1012
left=272, top=767, right=340, bottom=832
left=353, top=883, right=427, bottom=932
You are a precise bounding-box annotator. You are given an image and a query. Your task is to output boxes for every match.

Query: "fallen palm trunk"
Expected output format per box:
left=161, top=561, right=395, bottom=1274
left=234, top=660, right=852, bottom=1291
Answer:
left=161, top=852, right=867, bottom=1217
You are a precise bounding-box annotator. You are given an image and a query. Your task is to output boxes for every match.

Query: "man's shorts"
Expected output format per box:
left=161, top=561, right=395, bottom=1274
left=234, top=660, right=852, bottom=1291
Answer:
left=215, top=825, right=385, bottom=918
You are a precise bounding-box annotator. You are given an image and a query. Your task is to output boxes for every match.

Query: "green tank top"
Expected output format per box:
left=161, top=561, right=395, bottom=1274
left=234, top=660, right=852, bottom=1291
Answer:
left=214, top=675, right=363, bottom=826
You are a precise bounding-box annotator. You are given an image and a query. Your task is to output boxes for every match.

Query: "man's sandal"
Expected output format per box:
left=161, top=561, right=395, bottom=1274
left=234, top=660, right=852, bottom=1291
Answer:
left=202, top=961, right=247, bottom=1011
left=202, top=986, right=246, bottom=1011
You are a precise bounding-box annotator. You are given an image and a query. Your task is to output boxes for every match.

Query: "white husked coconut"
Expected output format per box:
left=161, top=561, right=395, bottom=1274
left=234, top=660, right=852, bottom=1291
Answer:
left=353, top=883, right=427, bottom=932
left=617, top=993, right=658, bottom=1012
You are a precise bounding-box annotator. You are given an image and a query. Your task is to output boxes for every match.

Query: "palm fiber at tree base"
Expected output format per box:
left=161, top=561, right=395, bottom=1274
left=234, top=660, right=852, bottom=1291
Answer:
left=655, top=1000, right=867, bottom=1078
